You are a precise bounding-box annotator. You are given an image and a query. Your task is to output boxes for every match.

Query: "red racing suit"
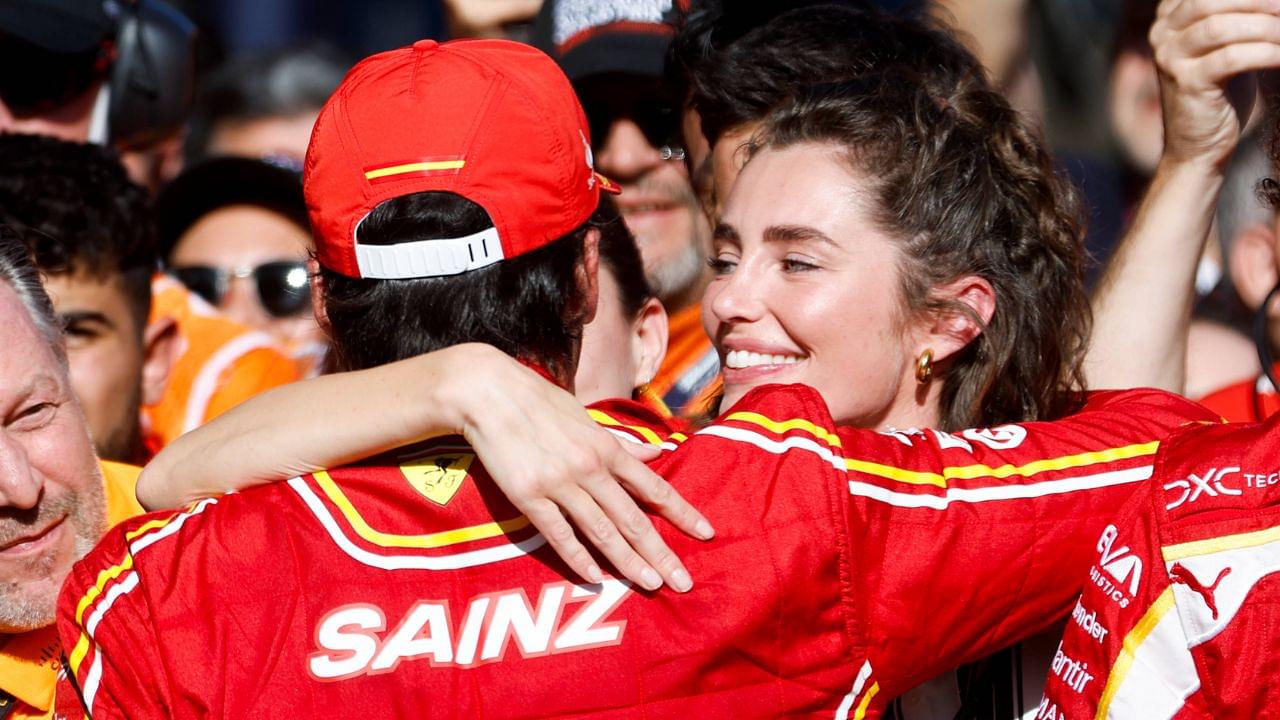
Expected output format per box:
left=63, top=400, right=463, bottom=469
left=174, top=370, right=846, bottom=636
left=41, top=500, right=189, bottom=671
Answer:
left=1039, top=411, right=1280, bottom=719
left=56, top=385, right=1214, bottom=719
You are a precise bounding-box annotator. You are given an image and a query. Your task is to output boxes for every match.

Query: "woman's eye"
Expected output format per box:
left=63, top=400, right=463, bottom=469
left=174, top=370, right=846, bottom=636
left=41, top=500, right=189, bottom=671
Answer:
left=707, top=256, right=737, bottom=275
left=781, top=257, right=819, bottom=272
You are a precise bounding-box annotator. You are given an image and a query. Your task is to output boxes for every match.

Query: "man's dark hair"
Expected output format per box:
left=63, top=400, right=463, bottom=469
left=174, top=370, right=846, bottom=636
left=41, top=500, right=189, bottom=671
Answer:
left=0, top=32, right=108, bottom=116
left=185, top=43, right=349, bottom=162
left=687, top=2, right=973, bottom=147
left=0, top=133, right=157, bottom=332
left=321, top=192, right=597, bottom=380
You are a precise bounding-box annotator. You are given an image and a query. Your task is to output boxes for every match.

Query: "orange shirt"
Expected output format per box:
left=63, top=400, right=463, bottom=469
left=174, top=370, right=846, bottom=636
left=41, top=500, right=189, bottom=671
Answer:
left=648, top=304, right=720, bottom=420
left=141, top=276, right=302, bottom=454
left=0, top=461, right=142, bottom=720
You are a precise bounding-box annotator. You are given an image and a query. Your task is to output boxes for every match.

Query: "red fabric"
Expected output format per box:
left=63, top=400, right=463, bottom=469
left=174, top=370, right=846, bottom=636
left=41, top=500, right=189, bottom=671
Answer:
left=1041, top=412, right=1280, bottom=719
left=58, top=386, right=1215, bottom=719
left=1196, top=366, right=1280, bottom=423
left=306, top=39, right=610, bottom=279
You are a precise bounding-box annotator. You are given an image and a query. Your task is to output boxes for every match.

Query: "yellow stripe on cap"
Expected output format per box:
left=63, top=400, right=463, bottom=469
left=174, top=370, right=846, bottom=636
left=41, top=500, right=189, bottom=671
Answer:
left=364, top=159, right=466, bottom=180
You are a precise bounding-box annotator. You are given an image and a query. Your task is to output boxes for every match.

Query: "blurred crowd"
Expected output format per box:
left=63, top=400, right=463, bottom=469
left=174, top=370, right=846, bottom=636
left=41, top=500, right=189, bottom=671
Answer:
left=1, top=0, right=1279, bottom=719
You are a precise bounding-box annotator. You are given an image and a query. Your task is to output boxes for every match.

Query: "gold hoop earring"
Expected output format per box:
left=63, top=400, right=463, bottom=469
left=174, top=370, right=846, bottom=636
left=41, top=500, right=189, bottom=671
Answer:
left=915, top=349, right=933, bottom=385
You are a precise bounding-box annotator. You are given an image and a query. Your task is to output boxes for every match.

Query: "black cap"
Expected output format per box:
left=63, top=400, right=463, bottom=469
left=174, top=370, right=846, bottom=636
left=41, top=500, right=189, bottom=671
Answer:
left=0, top=0, right=112, bottom=53
left=155, top=156, right=309, bottom=259
left=530, top=0, right=687, bottom=81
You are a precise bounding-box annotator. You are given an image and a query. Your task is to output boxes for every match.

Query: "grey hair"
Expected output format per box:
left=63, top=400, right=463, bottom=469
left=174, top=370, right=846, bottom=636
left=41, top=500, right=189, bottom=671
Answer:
left=0, top=226, right=67, bottom=368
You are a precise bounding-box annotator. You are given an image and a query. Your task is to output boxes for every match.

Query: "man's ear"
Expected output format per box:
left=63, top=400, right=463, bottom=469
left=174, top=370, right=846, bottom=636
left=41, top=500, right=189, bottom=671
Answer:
left=920, top=275, right=996, bottom=364
left=631, top=297, right=669, bottom=388
left=307, top=257, right=332, bottom=335
left=140, top=315, right=180, bottom=406
left=1228, top=221, right=1280, bottom=311
left=572, top=228, right=601, bottom=326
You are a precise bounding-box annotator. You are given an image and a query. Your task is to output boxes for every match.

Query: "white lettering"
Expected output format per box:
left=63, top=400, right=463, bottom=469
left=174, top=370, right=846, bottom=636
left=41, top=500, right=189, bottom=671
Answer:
left=962, top=424, right=1027, bottom=450
left=1036, top=696, right=1064, bottom=720
left=1166, top=467, right=1241, bottom=509
left=1070, top=599, right=1108, bottom=642
left=371, top=602, right=453, bottom=671
left=554, top=579, right=630, bottom=650
left=1243, top=471, right=1280, bottom=488
left=932, top=430, right=974, bottom=453
left=453, top=596, right=490, bottom=666
left=1089, top=565, right=1130, bottom=609
left=1050, top=643, right=1094, bottom=693
left=309, top=605, right=385, bottom=680
left=481, top=585, right=565, bottom=661
left=1096, top=524, right=1142, bottom=596
left=310, top=580, right=634, bottom=679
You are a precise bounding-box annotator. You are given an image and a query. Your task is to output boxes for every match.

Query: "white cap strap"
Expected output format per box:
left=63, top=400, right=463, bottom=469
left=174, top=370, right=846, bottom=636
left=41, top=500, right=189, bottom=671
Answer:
left=354, top=227, right=504, bottom=279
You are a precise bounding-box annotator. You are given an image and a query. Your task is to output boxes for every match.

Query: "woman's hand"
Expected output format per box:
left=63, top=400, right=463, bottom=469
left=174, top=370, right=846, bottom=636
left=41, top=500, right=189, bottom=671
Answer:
left=138, top=343, right=713, bottom=593
left=438, top=345, right=713, bottom=592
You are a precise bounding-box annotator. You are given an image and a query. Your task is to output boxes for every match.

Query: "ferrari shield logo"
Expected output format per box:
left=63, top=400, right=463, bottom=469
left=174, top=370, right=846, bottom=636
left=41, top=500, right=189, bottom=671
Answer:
left=400, top=453, right=474, bottom=506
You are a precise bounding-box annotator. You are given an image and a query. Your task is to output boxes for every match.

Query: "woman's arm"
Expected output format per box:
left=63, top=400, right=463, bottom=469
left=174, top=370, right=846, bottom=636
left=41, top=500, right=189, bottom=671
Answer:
left=138, top=343, right=712, bottom=592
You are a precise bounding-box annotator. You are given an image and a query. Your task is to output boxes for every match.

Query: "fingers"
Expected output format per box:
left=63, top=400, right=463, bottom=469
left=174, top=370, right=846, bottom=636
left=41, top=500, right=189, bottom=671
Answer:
left=1183, top=42, right=1280, bottom=85
left=619, top=440, right=662, bottom=462
left=572, top=479, right=697, bottom=593
left=555, top=486, right=671, bottom=592
left=1163, top=0, right=1280, bottom=29
left=1175, top=14, right=1280, bottom=59
left=610, top=450, right=715, bottom=542
left=521, top=497, right=605, bottom=585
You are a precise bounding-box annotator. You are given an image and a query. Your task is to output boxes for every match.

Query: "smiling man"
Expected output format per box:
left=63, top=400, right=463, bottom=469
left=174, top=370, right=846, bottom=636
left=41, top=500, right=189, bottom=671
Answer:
left=0, top=229, right=142, bottom=720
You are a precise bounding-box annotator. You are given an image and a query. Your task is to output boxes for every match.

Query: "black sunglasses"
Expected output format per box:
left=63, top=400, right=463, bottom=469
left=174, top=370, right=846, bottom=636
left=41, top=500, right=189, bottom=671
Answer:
left=577, top=78, right=685, bottom=159
left=171, top=261, right=311, bottom=318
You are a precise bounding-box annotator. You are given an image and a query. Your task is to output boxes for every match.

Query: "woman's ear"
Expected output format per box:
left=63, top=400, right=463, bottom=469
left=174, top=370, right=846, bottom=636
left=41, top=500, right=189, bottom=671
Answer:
left=921, top=275, right=996, bottom=364
left=631, top=297, right=669, bottom=389
left=1228, top=221, right=1280, bottom=311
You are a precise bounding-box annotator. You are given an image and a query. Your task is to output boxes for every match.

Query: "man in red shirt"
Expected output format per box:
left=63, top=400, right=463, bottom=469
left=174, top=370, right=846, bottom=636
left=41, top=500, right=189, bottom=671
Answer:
left=57, top=39, right=1216, bottom=719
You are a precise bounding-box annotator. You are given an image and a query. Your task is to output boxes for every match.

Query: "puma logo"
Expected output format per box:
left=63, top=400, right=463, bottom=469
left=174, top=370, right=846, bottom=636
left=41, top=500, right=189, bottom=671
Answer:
left=1169, top=563, right=1232, bottom=620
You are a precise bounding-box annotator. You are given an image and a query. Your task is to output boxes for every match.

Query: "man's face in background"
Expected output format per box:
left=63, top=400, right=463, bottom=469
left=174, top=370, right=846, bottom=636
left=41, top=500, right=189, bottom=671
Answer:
left=43, top=270, right=151, bottom=464
left=578, top=74, right=711, bottom=311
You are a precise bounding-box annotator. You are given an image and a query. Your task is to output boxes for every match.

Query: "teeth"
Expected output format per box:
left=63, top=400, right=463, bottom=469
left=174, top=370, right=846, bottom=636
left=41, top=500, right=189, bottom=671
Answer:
left=725, top=350, right=804, bottom=369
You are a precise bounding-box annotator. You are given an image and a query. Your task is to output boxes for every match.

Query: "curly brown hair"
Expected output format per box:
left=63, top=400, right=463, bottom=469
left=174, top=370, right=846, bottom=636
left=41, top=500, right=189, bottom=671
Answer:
left=754, top=68, right=1091, bottom=430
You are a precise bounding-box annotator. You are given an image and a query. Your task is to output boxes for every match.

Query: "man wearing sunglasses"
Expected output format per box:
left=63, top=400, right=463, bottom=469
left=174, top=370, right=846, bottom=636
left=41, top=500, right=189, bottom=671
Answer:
left=156, top=156, right=326, bottom=375
left=532, top=0, right=719, bottom=419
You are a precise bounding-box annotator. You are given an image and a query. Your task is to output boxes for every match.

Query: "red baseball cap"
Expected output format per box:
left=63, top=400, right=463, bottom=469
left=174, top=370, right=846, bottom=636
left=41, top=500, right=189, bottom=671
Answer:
left=305, top=38, right=619, bottom=279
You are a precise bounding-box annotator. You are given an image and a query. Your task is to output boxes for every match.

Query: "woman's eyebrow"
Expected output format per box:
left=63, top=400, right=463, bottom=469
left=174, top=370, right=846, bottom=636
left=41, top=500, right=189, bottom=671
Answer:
left=712, top=221, right=740, bottom=242
left=763, top=224, right=836, bottom=246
